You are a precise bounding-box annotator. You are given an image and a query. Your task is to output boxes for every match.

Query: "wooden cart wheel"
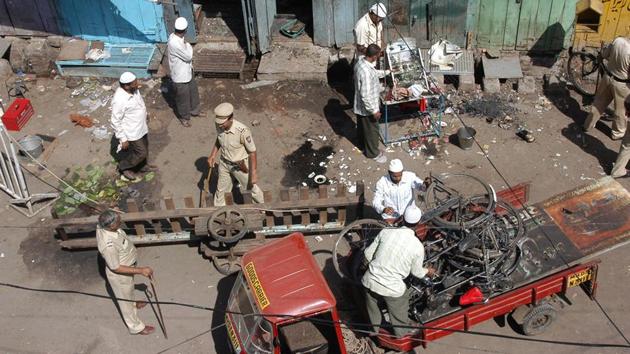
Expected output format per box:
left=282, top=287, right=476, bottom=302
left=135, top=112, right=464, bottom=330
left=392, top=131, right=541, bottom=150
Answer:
left=208, top=206, right=247, bottom=244
left=212, top=254, right=242, bottom=276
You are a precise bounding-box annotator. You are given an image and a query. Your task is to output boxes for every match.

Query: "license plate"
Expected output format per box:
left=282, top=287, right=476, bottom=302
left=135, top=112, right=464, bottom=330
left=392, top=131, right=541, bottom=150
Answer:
left=568, top=268, right=593, bottom=287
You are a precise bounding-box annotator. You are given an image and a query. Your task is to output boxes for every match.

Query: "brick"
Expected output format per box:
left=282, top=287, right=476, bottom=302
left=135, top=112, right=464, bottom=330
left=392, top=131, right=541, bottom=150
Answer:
left=517, top=76, right=536, bottom=94
left=482, top=77, right=500, bottom=93
left=458, top=74, right=475, bottom=91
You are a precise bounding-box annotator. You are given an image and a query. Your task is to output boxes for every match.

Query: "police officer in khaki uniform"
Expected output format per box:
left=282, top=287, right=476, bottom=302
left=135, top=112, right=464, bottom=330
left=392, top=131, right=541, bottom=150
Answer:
left=96, top=210, right=155, bottom=335
left=207, top=102, right=264, bottom=206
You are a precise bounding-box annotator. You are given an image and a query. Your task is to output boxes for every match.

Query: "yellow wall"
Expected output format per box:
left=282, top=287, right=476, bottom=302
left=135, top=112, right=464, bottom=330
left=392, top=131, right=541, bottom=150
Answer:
left=574, top=0, right=630, bottom=49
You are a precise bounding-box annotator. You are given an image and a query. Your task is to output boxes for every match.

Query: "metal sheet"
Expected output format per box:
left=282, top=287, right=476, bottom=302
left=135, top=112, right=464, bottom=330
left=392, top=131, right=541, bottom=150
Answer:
left=541, top=177, right=630, bottom=258
left=421, top=49, right=474, bottom=75
left=482, top=56, right=523, bottom=79
left=0, top=38, right=10, bottom=58
left=55, top=0, right=168, bottom=44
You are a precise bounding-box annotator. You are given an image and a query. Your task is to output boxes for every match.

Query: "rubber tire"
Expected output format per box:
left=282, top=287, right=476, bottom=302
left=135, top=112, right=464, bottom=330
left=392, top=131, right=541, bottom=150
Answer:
left=425, top=174, right=495, bottom=229
left=566, top=51, right=598, bottom=97
left=521, top=303, right=557, bottom=336
left=332, top=219, right=388, bottom=284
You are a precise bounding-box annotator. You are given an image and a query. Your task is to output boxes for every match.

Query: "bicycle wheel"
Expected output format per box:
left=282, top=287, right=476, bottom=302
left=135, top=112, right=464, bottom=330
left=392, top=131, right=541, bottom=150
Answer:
left=446, top=199, right=524, bottom=275
left=333, top=219, right=388, bottom=285
left=567, top=50, right=599, bottom=97
left=424, top=174, right=496, bottom=229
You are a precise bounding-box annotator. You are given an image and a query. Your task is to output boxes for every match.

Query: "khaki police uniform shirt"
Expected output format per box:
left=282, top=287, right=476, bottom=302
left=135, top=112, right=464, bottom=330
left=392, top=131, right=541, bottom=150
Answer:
left=217, top=119, right=256, bottom=162
left=96, top=227, right=138, bottom=272
left=603, top=37, right=630, bottom=81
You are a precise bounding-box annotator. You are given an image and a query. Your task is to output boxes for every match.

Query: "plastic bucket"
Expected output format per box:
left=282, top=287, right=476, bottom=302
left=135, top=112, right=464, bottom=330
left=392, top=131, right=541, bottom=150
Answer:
left=457, top=127, right=476, bottom=150
left=18, top=135, right=44, bottom=158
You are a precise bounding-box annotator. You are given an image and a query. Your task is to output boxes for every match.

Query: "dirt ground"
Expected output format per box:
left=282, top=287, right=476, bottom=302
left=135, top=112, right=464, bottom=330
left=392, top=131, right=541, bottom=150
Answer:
left=0, top=58, right=629, bottom=354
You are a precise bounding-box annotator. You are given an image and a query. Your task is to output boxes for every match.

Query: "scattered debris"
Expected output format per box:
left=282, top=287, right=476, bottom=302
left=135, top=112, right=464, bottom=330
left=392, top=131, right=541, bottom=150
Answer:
left=69, top=114, right=93, bottom=128
left=240, top=80, right=278, bottom=90
left=459, top=94, right=519, bottom=123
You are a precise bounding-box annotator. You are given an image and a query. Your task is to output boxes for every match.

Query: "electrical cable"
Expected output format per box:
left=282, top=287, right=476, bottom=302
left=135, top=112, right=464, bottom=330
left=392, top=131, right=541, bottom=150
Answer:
left=448, top=106, right=630, bottom=347
left=4, top=129, right=124, bottom=214
left=381, top=15, right=629, bottom=347
left=0, top=281, right=628, bottom=349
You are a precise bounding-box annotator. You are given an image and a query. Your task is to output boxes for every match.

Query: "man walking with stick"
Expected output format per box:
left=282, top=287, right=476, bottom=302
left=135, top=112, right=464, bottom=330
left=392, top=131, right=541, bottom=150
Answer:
left=96, top=210, right=155, bottom=335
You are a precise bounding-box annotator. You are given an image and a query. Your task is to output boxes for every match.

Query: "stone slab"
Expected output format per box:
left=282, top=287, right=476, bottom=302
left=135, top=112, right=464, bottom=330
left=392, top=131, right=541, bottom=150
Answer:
left=482, top=56, right=523, bottom=79
left=257, top=44, right=331, bottom=82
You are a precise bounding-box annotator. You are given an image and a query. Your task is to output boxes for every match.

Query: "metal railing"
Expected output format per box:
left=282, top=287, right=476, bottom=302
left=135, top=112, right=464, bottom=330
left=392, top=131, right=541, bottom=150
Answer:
left=0, top=122, right=58, bottom=217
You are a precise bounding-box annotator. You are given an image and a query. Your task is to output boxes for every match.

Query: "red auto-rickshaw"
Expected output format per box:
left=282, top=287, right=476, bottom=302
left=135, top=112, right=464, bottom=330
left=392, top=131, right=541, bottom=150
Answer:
left=224, top=233, right=347, bottom=354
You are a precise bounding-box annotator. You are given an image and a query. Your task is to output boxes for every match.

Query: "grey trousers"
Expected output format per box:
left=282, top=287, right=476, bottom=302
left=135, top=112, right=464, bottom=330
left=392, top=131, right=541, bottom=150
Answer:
left=364, top=287, right=413, bottom=337
left=611, top=130, right=630, bottom=177
left=118, top=135, right=148, bottom=172
left=357, top=114, right=380, bottom=158
left=173, top=78, right=200, bottom=121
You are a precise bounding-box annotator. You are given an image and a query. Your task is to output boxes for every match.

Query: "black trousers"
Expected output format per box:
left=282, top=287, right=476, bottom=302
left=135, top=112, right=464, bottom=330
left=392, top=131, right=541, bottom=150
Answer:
left=173, top=78, right=200, bottom=121
left=118, top=134, right=148, bottom=172
left=357, top=114, right=380, bottom=158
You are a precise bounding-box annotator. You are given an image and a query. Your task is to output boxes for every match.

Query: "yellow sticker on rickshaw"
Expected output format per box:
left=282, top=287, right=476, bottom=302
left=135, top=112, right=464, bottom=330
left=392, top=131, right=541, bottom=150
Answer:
left=245, top=262, right=270, bottom=309
left=568, top=268, right=593, bottom=287
left=225, top=315, right=241, bottom=352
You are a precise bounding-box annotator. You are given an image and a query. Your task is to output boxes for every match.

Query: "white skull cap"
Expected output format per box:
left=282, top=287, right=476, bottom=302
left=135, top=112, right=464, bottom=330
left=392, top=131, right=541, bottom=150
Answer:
left=174, top=17, right=188, bottom=31
left=119, top=72, right=136, bottom=84
left=404, top=205, right=422, bottom=224
left=388, top=158, right=403, bottom=173
left=370, top=3, right=387, bottom=18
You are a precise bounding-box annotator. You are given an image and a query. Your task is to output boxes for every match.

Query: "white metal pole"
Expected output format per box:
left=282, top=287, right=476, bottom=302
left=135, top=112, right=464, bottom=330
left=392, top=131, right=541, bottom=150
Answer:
left=0, top=124, right=20, bottom=197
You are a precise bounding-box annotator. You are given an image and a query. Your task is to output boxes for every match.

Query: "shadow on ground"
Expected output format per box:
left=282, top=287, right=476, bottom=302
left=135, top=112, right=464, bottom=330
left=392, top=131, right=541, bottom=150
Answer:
left=545, top=86, right=617, bottom=172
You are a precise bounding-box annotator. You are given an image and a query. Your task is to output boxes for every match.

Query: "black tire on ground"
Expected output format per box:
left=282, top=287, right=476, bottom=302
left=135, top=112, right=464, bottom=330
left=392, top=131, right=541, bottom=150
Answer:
left=520, top=303, right=557, bottom=336
left=566, top=50, right=599, bottom=97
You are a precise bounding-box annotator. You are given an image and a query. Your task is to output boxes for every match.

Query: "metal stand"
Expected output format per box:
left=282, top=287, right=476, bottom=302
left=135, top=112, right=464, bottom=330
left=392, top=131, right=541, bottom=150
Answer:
left=0, top=123, right=58, bottom=217
left=378, top=29, right=445, bottom=144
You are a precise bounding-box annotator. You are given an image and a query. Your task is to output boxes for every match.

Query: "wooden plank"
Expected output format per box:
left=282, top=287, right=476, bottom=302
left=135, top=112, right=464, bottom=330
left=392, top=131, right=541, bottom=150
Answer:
left=242, top=190, right=253, bottom=204
left=502, top=0, right=521, bottom=49
left=263, top=190, right=273, bottom=203
left=299, top=187, right=310, bottom=225
left=202, top=238, right=269, bottom=257
left=51, top=195, right=361, bottom=227
left=164, top=197, right=182, bottom=233
left=225, top=192, right=234, bottom=205
left=280, top=189, right=292, bottom=226
left=336, top=184, right=347, bottom=223
left=319, top=185, right=329, bottom=225
left=184, top=197, right=195, bottom=208
left=126, top=199, right=146, bottom=236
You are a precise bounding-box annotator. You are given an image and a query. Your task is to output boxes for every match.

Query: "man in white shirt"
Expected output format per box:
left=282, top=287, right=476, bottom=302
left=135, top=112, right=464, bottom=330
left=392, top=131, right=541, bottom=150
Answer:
left=96, top=210, right=155, bottom=335
left=362, top=206, right=435, bottom=337
left=373, top=159, right=425, bottom=223
left=168, top=17, right=200, bottom=128
left=354, top=44, right=387, bottom=163
left=110, top=72, right=154, bottom=182
left=354, top=3, right=386, bottom=59
left=583, top=36, right=630, bottom=140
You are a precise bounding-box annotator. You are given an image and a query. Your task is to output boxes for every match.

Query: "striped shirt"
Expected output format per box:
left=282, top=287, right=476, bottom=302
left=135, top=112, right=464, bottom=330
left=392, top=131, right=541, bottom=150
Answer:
left=361, top=227, right=428, bottom=297
left=353, top=57, right=383, bottom=116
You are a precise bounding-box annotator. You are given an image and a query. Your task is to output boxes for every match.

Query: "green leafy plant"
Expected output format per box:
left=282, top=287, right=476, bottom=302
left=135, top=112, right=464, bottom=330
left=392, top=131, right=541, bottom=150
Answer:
left=53, top=165, right=124, bottom=216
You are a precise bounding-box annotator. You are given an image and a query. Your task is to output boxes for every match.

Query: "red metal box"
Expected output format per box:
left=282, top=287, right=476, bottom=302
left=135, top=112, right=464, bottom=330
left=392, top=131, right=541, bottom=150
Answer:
left=2, top=98, right=34, bottom=131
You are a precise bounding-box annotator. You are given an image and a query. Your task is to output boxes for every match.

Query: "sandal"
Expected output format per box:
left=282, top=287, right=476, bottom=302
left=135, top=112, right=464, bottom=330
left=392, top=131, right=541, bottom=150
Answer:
left=516, top=129, right=535, bottom=143
left=134, top=325, right=155, bottom=335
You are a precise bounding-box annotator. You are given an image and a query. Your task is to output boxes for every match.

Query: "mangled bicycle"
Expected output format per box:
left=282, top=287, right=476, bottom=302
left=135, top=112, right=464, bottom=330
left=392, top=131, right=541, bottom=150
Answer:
left=333, top=173, right=525, bottom=321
